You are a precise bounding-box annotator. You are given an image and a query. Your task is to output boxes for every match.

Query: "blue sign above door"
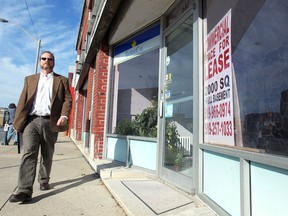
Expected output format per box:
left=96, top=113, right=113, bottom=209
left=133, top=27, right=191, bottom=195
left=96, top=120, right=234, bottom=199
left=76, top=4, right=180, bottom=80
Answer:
left=114, top=24, right=160, bottom=65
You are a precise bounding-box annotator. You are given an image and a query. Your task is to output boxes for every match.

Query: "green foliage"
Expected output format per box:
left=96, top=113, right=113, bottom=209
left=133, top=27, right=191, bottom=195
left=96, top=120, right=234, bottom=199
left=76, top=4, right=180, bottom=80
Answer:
left=114, top=119, right=135, bottom=135
left=165, top=121, right=181, bottom=150
left=133, top=100, right=158, bottom=137
left=165, top=121, right=183, bottom=166
left=114, top=100, right=158, bottom=137
left=174, top=152, right=183, bottom=166
left=114, top=101, right=183, bottom=166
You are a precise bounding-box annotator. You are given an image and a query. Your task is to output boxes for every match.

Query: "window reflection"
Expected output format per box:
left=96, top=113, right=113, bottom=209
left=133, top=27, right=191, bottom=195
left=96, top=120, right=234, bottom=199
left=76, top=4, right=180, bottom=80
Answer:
left=110, top=49, right=159, bottom=136
left=205, top=0, right=288, bottom=156
left=164, top=16, right=193, bottom=176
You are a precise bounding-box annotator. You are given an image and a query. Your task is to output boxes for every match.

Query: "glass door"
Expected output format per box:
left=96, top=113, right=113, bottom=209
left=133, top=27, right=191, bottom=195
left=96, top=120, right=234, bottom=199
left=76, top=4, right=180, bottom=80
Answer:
left=160, top=15, right=194, bottom=190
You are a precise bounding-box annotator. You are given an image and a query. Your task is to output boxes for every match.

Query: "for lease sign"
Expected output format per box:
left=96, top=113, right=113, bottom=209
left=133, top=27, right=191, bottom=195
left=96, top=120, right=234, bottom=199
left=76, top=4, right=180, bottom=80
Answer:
left=204, top=9, right=234, bottom=145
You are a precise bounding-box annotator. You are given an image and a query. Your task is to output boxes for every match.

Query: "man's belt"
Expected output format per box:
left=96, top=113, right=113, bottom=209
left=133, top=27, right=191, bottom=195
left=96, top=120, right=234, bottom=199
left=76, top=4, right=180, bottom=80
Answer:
left=29, top=115, right=50, bottom=119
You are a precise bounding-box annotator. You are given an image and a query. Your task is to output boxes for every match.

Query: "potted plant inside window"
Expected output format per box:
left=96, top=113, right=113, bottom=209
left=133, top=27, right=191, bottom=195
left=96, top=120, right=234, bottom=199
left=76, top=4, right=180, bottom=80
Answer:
left=114, top=102, right=183, bottom=169
left=114, top=100, right=157, bottom=137
left=165, top=121, right=183, bottom=169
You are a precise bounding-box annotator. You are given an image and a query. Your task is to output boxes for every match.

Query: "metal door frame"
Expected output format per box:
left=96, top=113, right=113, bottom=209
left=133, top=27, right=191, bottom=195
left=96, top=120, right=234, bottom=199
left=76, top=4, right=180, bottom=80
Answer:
left=157, top=2, right=199, bottom=193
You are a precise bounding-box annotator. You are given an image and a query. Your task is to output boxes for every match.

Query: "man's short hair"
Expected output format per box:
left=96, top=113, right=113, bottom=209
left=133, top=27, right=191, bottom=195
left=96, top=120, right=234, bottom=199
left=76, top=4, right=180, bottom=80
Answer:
left=40, top=51, right=55, bottom=60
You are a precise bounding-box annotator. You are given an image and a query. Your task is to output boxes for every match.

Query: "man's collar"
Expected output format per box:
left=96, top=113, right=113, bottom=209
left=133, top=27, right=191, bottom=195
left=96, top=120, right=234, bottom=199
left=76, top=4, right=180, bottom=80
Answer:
left=40, top=71, right=54, bottom=78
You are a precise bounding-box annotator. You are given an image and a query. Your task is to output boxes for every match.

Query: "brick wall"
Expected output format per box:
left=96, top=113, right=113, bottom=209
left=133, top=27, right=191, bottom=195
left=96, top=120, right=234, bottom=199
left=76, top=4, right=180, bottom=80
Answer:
left=68, top=73, right=75, bottom=133
left=91, top=38, right=109, bottom=159
left=84, top=67, right=94, bottom=133
left=75, top=90, right=86, bottom=140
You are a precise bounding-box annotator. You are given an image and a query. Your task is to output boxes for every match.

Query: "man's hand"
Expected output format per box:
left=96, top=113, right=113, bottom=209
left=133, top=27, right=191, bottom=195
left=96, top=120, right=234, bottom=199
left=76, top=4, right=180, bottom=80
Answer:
left=56, top=116, right=68, bottom=126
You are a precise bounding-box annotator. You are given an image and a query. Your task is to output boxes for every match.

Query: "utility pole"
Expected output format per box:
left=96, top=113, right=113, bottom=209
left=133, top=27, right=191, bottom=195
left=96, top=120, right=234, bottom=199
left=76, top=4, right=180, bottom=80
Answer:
left=0, top=18, right=41, bottom=74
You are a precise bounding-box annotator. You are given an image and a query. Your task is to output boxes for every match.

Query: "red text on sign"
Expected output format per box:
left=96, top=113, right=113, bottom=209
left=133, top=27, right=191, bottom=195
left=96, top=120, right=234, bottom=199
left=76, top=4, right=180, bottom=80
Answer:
left=207, top=47, right=230, bottom=80
left=204, top=120, right=233, bottom=136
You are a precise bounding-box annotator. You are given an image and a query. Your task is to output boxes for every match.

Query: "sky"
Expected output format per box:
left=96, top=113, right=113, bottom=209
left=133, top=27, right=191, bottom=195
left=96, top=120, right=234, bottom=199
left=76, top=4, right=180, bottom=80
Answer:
left=0, top=0, right=83, bottom=107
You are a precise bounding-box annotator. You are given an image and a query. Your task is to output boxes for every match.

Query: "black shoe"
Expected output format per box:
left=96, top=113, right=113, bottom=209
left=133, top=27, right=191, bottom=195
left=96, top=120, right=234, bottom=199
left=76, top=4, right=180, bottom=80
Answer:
left=14, top=142, right=18, bottom=145
left=40, top=182, right=50, bottom=191
left=9, top=192, right=32, bottom=202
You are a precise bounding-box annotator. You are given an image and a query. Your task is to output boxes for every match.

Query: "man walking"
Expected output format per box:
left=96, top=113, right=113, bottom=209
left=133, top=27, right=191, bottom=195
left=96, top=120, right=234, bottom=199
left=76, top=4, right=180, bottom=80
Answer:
left=9, top=51, right=72, bottom=202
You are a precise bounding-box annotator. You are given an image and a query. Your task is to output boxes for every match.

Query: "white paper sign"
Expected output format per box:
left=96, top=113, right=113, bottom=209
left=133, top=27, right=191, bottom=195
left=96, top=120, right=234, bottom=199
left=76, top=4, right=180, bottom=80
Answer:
left=204, top=9, right=235, bottom=145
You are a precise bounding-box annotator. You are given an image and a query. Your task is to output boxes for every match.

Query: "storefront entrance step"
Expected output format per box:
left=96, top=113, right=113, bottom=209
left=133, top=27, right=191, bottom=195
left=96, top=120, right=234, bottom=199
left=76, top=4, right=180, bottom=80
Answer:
left=100, top=166, right=154, bottom=179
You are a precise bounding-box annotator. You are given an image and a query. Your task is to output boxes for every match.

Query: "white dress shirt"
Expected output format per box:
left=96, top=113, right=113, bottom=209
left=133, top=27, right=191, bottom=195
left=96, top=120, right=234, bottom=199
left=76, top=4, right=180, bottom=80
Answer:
left=30, top=72, right=54, bottom=116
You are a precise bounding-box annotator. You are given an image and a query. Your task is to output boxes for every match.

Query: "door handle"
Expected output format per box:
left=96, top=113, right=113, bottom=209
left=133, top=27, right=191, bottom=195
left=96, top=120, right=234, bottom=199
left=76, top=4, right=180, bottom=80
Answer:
left=159, top=99, right=164, bottom=118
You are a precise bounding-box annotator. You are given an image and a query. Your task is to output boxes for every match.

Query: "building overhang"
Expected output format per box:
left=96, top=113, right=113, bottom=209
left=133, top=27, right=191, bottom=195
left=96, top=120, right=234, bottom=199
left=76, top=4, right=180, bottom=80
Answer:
left=109, top=0, right=175, bottom=45
left=75, top=63, right=89, bottom=91
left=76, top=0, right=122, bottom=91
left=76, top=0, right=176, bottom=91
left=85, top=0, right=122, bottom=63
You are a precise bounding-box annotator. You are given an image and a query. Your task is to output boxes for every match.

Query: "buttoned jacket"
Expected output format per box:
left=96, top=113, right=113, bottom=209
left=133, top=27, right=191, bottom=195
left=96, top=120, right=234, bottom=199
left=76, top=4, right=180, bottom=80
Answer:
left=14, top=72, right=72, bottom=132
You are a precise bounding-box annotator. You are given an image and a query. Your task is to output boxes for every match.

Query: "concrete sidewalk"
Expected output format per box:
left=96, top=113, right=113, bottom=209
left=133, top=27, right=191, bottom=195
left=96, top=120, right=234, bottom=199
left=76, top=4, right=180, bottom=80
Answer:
left=73, top=138, right=217, bottom=216
left=0, top=133, right=217, bottom=216
left=0, top=133, right=125, bottom=216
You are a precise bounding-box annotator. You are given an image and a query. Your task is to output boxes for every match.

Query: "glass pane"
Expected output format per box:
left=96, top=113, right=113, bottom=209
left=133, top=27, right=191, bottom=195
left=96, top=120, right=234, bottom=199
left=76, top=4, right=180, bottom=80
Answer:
left=164, top=16, right=193, bottom=176
left=205, top=0, right=288, bottom=157
left=109, top=49, right=159, bottom=137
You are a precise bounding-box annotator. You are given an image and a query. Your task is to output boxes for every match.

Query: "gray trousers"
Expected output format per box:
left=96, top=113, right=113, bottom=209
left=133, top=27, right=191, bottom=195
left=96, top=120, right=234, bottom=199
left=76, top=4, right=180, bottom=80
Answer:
left=16, top=117, right=58, bottom=196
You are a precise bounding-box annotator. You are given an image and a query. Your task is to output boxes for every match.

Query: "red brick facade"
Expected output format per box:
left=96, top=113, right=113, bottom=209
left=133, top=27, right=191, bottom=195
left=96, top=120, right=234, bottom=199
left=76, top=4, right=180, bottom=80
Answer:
left=91, top=38, right=109, bottom=159
left=73, top=38, right=109, bottom=158
left=84, top=67, right=94, bottom=133
left=71, top=0, right=109, bottom=160
left=75, top=90, right=86, bottom=141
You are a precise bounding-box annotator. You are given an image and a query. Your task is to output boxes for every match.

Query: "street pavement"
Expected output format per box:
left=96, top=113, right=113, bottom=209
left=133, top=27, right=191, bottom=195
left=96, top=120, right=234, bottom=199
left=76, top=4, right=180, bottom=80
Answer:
left=0, top=129, right=217, bottom=216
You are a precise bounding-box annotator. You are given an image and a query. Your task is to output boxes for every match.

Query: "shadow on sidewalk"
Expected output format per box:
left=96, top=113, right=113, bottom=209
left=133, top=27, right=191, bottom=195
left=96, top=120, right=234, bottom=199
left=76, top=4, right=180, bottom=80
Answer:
left=55, top=140, right=71, bottom=143
left=0, top=156, right=85, bottom=171
left=20, top=173, right=99, bottom=204
left=0, top=164, right=20, bottom=170
left=52, top=156, right=84, bottom=162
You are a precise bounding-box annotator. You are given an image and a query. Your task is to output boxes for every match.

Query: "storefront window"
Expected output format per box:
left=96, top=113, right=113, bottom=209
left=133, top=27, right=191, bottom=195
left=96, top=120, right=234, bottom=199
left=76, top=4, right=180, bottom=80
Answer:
left=109, top=25, right=160, bottom=136
left=204, top=0, right=288, bottom=157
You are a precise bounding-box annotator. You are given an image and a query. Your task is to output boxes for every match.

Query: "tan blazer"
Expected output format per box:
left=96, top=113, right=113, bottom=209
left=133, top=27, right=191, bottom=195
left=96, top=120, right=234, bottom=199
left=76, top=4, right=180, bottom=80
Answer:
left=14, top=73, right=72, bottom=132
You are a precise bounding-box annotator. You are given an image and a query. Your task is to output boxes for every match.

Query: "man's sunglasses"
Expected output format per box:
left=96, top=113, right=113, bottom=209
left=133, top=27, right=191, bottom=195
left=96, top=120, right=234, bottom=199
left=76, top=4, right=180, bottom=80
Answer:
left=41, top=57, right=53, bottom=61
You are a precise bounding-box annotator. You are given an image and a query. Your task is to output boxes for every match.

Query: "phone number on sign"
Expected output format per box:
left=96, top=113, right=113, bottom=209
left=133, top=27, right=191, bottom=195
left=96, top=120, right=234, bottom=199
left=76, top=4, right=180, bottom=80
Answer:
left=204, top=101, right=231, bottom=120
left=204, top=121, right=233, bottom=136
